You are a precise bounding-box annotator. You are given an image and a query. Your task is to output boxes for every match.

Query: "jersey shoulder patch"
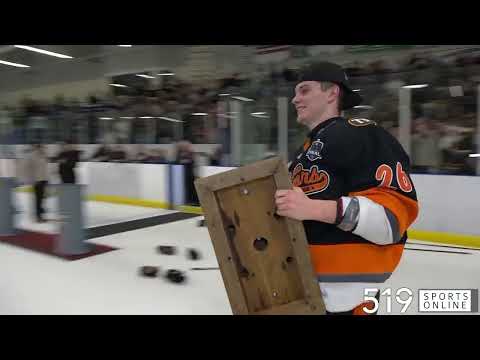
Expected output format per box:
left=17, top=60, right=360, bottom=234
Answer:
left=347, top=118, right=377, bottom=127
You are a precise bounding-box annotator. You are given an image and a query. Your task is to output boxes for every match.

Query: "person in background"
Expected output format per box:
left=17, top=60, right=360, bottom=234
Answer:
left=26, top=144, right=49, bottom=223
left=27, top=102, right=49, bottom=144
left=89, top=144, right=111, bottom=162
left=52, top=142, right=81, bottom=184
left=150, top=148, right=168, bottom=163
left=176, top=141, right=198, bottom=205
left=134, top=145, right=150, bottom=162
left=411, top=118, right=441, bottom=174
left=109, top=145, right=127, bottom=161
left=0, top=106, right=13, bottom=144
left=209, top=145, right=224, bottom=166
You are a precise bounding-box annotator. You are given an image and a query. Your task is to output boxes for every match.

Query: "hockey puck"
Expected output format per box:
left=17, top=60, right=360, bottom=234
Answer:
left=157, top=245, right=176, bottom=255
left=165, top=269, right=186, bottom=284
left=187, top=248, right=201, bottom=260
left=139, top=266, right=159, bottom=278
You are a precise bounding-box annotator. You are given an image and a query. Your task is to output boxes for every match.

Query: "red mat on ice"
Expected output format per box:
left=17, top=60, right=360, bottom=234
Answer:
left=0, top=230, right=117, bottom=261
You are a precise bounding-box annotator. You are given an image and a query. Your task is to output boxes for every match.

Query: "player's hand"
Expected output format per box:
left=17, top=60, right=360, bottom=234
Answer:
left=275, top=187, right=313, bottom=221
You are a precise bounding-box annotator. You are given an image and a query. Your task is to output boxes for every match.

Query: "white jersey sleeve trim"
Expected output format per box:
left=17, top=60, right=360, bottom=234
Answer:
left=351, top=196, right=394, bottom=245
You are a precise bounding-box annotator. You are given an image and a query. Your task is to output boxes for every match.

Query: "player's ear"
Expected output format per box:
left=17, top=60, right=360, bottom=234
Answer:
left=333, top=84, right=341, bottom=98
left=328, top=84, right=340, bottom=104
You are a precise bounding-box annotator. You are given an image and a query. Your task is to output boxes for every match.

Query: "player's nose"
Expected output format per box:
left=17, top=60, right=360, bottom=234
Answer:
left=292, top=94, right=300, bottom=106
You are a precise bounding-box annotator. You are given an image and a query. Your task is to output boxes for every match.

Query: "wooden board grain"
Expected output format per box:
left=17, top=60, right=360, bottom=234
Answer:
left=195, top=157, right=325, bottom=315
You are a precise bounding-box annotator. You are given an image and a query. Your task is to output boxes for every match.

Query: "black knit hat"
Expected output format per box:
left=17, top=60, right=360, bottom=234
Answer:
left=298, top=62, right=363, bottom=110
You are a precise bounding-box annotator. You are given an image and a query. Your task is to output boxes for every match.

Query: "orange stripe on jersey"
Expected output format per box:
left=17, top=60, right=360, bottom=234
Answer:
left=303, top=139, right=311, bottom=151
left=349, top=187, right=419, bottom=236
left=309, top=243, right=404, bottom=275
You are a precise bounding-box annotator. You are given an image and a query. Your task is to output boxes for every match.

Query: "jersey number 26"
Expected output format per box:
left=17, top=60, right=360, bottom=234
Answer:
left=375, top=162, right=413, bottom=193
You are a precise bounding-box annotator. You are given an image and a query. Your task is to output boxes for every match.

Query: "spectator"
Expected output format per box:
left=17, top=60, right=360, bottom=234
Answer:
left=209, top=145, right=224, bottom=166
left=109, top=145, right=127, bottom=161
left=89, top=144, right=111, bottom=161
left=133, top=145, right=150, bottom=162
left=0, top=106, right=13, bottom=144
left=176, top=141, right=198, bottom=205
left=25, top=144, right=49, bottom=223
left=52, top=142, right=81, bottom=184
left=411, top=118, right=442, bottom=173
left=27, top=102, right=49, bottom=144
left=146, top=148, right=168, bottom=163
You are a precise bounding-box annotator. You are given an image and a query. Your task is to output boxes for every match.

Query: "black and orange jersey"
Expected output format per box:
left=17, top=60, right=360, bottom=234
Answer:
left=288, top=116, right=419, bottom=283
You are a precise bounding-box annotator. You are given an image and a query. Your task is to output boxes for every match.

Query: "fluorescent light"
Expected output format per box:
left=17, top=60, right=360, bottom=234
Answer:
left=139, top=116, right=154, bottom=119
left=120, top=117, right=135, bottom=119
left=157, top=72, right=175, bottom=76
left=136, top=74, right=155, bottom=79
left=118, top=45, right=132, bottom=47
left=251, top=112, right=270, bottom=118
left=158, top=117, right=184, bottom=123
left=109, top=83, right=128, bottom=88
left=352, top=89, right=361, bottom=92
left=191, top=113, right=208, bottom=116
left=231, top=96, right=255, bottom=102
left=14, top=45, right=73, bottom=59
left=469, top=153, right=480, bottom=158
left=402, top=84, right=429, bottom=89
left=353, top=105, right=374, bottom=109
left=0, top=59, right=30, bottom=68
left=99, top=117, right=113, bottom=120
left=219, top=93, right=231, bottom=96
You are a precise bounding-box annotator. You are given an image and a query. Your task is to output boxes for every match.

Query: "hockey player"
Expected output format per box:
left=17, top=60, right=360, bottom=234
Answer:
left=275, top=62, right=419, bottom=315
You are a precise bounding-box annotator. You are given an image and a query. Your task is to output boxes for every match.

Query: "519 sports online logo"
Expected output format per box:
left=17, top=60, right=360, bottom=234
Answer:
left=363, top=288, right=478, bottom=314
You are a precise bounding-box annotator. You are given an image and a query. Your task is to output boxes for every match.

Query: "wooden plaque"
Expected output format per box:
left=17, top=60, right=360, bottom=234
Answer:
left=194, top=157, right=325, bottom=315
